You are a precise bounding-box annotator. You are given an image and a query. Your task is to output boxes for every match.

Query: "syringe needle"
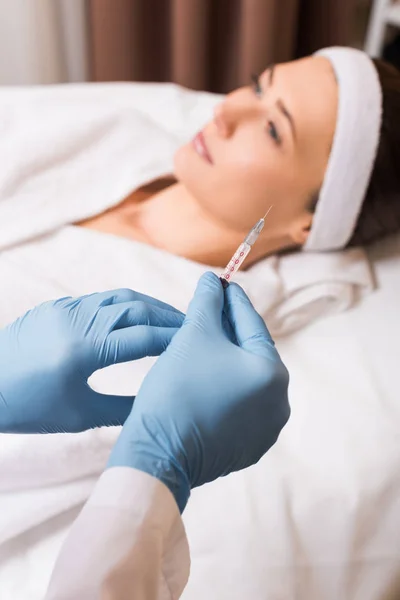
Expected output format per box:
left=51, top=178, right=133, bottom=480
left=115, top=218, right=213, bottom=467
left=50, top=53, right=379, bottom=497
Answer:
left=262, top=205, right=273, bottom=220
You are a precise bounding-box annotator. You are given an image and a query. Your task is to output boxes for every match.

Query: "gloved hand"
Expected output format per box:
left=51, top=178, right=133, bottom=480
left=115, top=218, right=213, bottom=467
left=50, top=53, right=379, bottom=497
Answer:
left=109, top=272, right=290, bottom=513
left=0, top=289, right=184, bottom=434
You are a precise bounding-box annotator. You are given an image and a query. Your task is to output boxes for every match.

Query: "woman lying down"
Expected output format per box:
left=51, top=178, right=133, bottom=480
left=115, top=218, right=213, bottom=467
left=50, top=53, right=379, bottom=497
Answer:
left=0, top=46, right=399, bottom=337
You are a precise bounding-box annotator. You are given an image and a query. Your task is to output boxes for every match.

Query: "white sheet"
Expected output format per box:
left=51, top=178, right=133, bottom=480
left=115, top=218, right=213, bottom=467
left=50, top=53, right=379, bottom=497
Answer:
left=0, top=82, right=399, bottom=599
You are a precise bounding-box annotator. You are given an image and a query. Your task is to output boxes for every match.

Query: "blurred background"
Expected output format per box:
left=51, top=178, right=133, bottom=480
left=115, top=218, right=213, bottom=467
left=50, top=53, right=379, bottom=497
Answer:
left=0, top=0, right=399, bottom=92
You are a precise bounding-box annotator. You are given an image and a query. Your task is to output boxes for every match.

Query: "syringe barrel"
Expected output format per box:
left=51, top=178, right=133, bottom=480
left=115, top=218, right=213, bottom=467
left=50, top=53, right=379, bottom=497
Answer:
left=245, top=230, right=259, bottom=245
left=220, top=242, right=251, bottom=283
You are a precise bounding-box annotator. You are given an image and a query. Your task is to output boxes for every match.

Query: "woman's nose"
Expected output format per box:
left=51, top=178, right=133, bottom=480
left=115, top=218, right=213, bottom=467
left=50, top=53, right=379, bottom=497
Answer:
left=213, top=102, right=231, bottom=137
left=213, top=95, right=258, bottom=138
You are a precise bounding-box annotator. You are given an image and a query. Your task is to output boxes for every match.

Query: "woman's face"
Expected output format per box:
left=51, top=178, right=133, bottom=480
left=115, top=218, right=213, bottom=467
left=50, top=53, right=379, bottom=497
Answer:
left=174, top=56, right=338, bottom=246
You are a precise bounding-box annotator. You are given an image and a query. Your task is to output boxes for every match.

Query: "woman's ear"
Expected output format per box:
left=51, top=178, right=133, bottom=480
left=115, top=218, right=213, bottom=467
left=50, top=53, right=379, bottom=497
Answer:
left=288, top=212, right=313, bottom=246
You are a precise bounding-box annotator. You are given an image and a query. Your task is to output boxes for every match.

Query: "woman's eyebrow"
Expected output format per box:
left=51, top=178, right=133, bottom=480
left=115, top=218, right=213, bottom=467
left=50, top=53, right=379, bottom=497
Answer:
left=269, top=64, right=275, bottom=84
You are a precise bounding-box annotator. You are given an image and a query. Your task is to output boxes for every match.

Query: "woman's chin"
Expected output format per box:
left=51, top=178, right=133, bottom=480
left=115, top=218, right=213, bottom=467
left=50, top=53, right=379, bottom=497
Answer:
left=173, top=144, right=187, bottom=179
left=173, top=143, right=199, bottom=185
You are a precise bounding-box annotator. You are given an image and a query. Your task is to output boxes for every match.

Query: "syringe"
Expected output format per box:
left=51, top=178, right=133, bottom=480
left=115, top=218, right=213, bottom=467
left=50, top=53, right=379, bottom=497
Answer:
left=220, top=206, right=273, bottom=288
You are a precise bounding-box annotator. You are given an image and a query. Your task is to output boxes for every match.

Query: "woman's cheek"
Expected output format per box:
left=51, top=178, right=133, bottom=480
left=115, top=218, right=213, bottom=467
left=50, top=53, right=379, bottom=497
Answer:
left=227, top=161, right=273, bottom=203
left=229, top=145, right=263, bottom=170
left=174, top=143, right=272, bottom=226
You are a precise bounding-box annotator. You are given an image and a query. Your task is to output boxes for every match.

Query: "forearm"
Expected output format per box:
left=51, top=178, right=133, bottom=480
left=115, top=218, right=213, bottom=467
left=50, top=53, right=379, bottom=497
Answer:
left=45, top=467, right=190, bottom=600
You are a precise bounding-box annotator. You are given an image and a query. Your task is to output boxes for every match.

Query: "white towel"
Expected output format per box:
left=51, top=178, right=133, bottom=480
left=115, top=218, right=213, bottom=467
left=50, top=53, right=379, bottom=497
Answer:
left=0, top=81, right=374, bottom=547
left=266, top=247, right=372, bottom=336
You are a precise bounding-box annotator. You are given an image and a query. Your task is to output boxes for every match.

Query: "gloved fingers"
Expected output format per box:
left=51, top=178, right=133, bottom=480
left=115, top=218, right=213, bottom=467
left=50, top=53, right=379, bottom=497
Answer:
left=97, top=302, right=184, bottom=332
left=54, top=293, right=97, bottom=310
left=81, top=288, right=184, bottom=315
left=49, top=295, right=74, bottom=307
left=184, top=272, right=224, bottom=333
left=85, top=389, right=135, bottom=428
left=224, top=283, right=278, bottom=358
left=221, top=309, right=238, bottom=344
left=100, top=326, right=181, bottom=368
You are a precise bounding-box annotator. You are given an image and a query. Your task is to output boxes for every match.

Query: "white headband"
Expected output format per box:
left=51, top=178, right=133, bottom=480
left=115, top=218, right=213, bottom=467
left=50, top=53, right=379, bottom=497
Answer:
left=304, top=47, right=383, bottom=251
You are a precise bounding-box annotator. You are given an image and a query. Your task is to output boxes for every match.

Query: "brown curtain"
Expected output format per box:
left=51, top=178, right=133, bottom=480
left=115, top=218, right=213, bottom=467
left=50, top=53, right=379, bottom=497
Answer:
left=88, top=0, right=357, bottom=93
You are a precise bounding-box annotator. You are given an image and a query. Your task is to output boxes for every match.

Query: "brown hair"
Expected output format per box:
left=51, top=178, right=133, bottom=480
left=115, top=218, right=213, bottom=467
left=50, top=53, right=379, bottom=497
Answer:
left=346, top=59, right=400, bottom=247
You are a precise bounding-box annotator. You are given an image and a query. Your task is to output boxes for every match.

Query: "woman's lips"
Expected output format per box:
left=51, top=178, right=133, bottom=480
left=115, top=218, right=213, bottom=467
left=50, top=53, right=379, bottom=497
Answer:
left=192, top=131, right=213, bottom=164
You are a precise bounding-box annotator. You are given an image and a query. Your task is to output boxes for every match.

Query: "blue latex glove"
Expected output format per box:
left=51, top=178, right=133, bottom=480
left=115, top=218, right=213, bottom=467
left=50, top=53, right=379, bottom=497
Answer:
left=0, top=289, right=184, bottom=434
left=109, top=272, right=290, bottom=512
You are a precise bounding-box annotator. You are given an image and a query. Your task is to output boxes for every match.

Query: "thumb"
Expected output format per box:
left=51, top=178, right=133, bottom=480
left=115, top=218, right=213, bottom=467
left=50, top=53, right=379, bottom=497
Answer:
left=85, top=389, right=135, bottom=428
left=224, top=283, right=278, bottom=359
left=185, top=272, right=224, bottom=332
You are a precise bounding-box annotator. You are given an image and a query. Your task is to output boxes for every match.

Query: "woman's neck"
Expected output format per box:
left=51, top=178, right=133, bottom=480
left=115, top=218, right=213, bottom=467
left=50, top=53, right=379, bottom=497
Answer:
left=132, top=183, right=287, bottom=267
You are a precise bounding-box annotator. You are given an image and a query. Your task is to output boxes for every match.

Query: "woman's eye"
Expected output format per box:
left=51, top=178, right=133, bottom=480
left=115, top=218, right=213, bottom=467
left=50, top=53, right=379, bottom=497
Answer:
left=251, top=73, right=262, bottom=97
left=267, top=121, right=281, bottom=145
left=251, top=74, right=281, bottom=145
